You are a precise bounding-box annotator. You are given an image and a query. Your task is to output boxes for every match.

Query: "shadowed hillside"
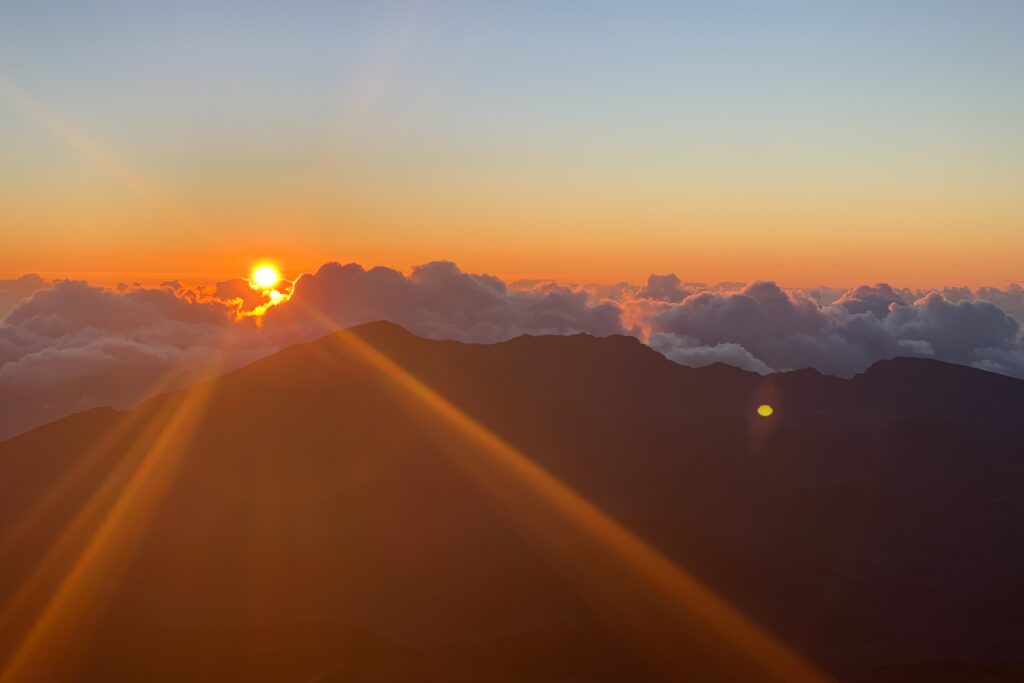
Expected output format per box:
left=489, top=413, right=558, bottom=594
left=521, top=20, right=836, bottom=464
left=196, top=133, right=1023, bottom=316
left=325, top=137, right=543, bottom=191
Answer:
left=1, top=322, right=1023, bottom=682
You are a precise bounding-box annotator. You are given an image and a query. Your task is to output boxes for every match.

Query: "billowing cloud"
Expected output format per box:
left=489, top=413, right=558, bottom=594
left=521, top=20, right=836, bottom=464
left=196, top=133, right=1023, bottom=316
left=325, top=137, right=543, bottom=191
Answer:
left=214, top=277, right=276, bottom=311
left=0, top=262, right=623, bottom=439
left=631, top=280, right=1024, bottom=379
left=834, top=283, right=907, bottom=318
left=262, top=261, right=623, bottom=345
left=974, top=284, right=1024, bottom=324
left=0, top=273, right=48, bottom=320
left=1, top=261, right=1023, bottom=441
left=635, top=274, right=691, bottom=303
left=648, top=332, right=773, bottom=374
left=0, top=281, right=268, bottom=439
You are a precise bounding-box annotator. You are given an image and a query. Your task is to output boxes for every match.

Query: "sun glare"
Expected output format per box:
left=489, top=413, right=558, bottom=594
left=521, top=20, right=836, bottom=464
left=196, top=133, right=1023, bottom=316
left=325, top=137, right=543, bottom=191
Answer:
left=251, top=264, right=280, bottom=290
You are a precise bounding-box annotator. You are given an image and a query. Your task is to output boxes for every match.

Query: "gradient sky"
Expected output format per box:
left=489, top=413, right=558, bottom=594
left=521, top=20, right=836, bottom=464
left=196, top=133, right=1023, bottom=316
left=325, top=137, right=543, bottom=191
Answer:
left=1, top=0, right=1022, bottom=287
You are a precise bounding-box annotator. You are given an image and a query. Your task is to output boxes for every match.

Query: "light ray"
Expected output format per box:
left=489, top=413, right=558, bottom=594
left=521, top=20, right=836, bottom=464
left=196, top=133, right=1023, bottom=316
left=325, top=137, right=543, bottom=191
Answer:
left=0, top=375, right=198, bottom=639
left=0, top=360, right=222, bottom=681
left=292, top=1, right=430, bottom=220
left=0, top=368, right=191, bottom=562
left=0, top=78, right=200, bottom=229
left=300, top=314, right=832, bottom=682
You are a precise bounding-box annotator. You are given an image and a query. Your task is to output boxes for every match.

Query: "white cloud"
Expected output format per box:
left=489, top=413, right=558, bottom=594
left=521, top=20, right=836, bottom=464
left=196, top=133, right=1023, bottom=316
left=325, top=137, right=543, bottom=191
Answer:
left=648, top=332, right=773, bottom=374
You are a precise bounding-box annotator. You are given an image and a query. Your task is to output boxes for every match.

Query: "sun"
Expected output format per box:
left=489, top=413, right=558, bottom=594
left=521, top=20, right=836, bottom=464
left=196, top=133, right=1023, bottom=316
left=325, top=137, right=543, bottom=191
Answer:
left=251, top=264, right=280, bottom=290
left=756, top=403, right=774, bottom=417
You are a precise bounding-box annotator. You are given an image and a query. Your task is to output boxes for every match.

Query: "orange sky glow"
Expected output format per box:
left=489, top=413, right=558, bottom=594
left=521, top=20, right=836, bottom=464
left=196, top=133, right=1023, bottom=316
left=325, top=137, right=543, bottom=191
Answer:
left=2, top=3, right=1022, bottom=291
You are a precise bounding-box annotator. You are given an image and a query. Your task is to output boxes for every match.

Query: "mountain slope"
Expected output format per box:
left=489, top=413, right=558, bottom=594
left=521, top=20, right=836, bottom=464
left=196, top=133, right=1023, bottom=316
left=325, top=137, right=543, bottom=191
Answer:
left=1, top=322, right=1023, bottom=682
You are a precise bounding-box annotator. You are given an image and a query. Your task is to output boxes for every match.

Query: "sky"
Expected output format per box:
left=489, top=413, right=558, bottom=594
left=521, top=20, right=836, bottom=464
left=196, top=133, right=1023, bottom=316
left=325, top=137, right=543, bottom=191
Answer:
left=1, top=0, right=1023, bottom=287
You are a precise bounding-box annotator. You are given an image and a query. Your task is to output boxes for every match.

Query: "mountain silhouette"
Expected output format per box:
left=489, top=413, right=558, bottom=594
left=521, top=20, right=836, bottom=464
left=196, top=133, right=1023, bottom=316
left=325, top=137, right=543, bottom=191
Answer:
left=1, top=321, right=1023, bottom=682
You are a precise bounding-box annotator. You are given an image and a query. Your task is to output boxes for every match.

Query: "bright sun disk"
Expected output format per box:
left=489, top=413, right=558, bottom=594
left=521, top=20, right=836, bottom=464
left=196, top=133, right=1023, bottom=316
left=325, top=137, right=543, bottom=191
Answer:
left=251, top=264, right=280, bottom=289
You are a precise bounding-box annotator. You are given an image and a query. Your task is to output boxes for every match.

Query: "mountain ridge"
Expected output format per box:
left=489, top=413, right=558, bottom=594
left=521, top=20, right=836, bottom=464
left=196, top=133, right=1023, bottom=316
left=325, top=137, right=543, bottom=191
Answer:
left=1, top=322, right=1023, bottom=681
left=6, top=320, right=1021, bottom=448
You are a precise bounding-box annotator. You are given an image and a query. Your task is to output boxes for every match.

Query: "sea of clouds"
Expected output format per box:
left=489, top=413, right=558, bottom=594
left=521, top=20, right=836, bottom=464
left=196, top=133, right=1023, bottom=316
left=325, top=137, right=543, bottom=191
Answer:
left=1, top=261, right=1023, bottom=439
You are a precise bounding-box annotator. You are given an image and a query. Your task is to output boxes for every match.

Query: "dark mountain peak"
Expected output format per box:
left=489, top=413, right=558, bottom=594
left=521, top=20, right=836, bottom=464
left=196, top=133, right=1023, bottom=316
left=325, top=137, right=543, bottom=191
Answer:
left=313, top=323, right=653, bottom=362
left=778, top=366, right=824, bottom=378
left=334, top=319, right=417, bottom=342
left=863, top=355, right=959, bottom=375
left=501, top=330, right=653, bottom=356
left=861, top=355, right=1023, bottom=386
left=504, top=330, right=643, bottom=346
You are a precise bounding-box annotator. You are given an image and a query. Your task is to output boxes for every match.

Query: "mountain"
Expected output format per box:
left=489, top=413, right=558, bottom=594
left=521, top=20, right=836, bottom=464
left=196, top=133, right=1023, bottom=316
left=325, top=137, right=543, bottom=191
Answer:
left=1, top=321, right=1023, bottom=682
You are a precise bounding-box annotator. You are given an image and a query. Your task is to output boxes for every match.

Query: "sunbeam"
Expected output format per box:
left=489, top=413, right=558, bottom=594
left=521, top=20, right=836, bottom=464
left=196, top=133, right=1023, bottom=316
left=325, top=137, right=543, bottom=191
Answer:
left=298, top=311, right=832, bottom=682
left=0, top=78, right=200, bottom=230
left=0, top=359, right=223, bottom=682
left=0, top=368, right=195, bottom=563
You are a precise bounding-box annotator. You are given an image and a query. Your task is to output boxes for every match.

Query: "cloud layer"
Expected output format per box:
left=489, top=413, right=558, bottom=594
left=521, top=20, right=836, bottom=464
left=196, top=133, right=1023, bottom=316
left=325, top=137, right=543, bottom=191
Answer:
left=633, top=279, right=1024, bottom=378
left=1, top=262, right=1023, bottom=439
left=0, top=281, right=268, bottom=439
left=262, top=261, right=623, bottom=345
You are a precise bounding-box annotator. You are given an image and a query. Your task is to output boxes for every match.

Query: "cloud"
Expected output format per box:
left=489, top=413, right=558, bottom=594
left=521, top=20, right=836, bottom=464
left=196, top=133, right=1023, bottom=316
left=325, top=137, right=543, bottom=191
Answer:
left=1, top=261, right=1024, bottom=441
left=263, top=261, right=623, bottom=345
left=886, top=292, right=1019, bottom=357
left=0, top=262, right=623, bottom=439
left=834, top=283, right=907, bottom=318
left=642, top=281, right=838, bottom=370
left=973, top=284, right=1024, bottom=324
left=635, top=274, right=691, bottom=303
left=0, top=281, right=269, bottom=439
left=0, top=273, right=48, bottom=320
left=631, top=280, right=1024, bottom=379
left=648, top=332, right=773, bottom=374
left=213, top=277, right=276, bottom=312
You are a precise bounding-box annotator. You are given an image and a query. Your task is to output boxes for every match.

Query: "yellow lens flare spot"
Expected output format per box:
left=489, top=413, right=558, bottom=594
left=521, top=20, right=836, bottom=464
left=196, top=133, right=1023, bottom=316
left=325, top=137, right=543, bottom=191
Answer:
left=251, top=264, right=280, bottom=290
left=756, top=403, right=774, bottom=417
